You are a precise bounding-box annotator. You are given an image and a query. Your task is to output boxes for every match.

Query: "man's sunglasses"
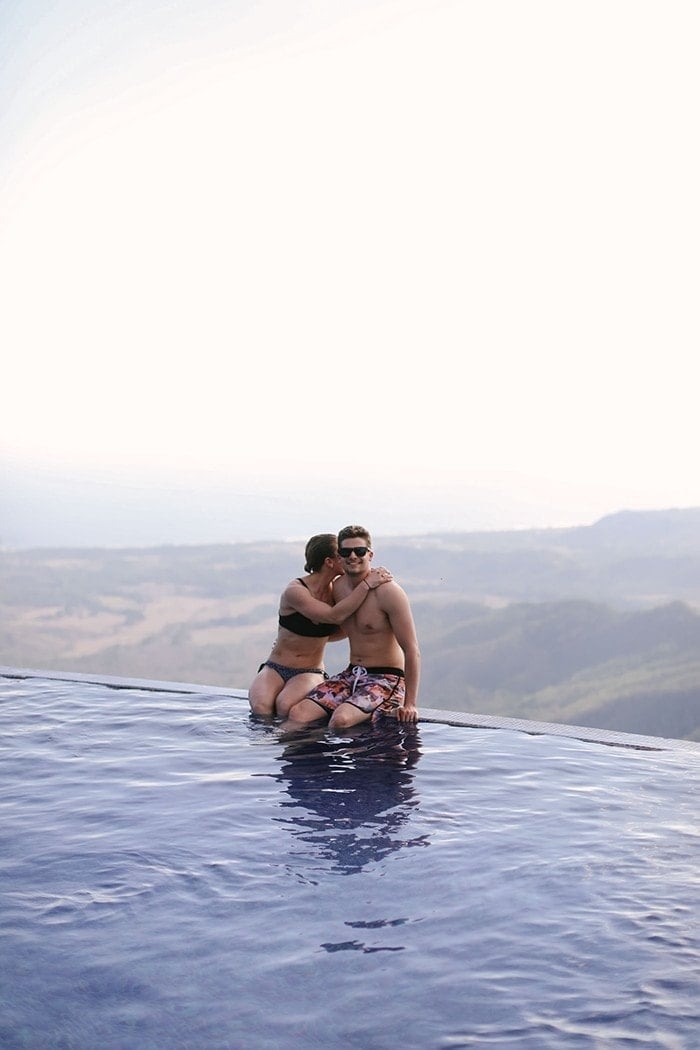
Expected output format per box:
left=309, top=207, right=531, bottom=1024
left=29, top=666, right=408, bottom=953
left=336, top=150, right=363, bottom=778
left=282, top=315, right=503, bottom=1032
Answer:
left=338, top=546, right=371, bottom=559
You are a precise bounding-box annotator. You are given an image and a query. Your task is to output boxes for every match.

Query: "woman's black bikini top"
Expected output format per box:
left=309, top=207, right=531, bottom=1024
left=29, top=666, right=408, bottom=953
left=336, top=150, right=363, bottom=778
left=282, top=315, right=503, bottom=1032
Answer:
left=278, top=579, right=337, bottom=637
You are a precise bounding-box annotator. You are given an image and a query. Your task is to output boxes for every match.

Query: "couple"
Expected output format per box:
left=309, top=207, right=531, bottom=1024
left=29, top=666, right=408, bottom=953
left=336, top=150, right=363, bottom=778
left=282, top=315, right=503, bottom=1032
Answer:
left=248, top=525, right=420, bottom=729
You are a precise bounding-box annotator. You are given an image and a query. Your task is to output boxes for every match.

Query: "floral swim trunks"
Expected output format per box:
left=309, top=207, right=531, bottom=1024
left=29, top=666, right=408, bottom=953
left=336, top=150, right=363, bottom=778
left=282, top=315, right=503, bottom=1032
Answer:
left=304, top=664, right=405, bottom=721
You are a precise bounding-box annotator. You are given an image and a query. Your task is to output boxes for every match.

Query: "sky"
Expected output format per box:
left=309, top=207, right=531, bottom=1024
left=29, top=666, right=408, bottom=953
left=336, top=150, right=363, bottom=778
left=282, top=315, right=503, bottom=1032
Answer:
left=2, top=0, right=699, bottom=546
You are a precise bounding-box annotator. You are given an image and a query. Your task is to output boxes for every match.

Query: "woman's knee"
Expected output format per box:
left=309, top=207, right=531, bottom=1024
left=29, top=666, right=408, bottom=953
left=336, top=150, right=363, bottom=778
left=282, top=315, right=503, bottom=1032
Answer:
left=248, top=677, right=276, bottom=717
left=249, top=695, right=274, bottom=716
left=276, top=692, right=300, bottom=718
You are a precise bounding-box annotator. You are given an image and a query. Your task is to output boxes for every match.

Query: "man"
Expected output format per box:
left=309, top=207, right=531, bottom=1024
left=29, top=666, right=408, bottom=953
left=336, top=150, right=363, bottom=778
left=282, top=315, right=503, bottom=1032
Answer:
left=284, top=525, right=420, bottom=730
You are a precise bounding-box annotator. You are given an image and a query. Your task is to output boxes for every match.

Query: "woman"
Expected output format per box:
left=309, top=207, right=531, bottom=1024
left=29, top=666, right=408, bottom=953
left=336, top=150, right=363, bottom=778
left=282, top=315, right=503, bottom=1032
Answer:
left=248, top=533, right=392, bottom=718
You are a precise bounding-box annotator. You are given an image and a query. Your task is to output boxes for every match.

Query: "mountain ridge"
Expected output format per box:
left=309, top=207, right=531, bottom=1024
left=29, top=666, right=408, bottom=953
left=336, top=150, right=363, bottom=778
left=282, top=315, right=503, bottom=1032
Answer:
left=2, top=507, right=699, bottom=739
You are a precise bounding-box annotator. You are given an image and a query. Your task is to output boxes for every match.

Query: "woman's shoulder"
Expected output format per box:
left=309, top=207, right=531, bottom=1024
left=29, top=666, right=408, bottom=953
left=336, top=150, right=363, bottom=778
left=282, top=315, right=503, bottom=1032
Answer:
left=281, top=576, right=310, bottom=604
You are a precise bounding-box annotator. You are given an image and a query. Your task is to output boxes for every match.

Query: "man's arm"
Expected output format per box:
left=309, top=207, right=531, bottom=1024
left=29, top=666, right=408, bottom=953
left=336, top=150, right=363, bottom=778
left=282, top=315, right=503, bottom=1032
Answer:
left=381, top=585, right=421, bottom=722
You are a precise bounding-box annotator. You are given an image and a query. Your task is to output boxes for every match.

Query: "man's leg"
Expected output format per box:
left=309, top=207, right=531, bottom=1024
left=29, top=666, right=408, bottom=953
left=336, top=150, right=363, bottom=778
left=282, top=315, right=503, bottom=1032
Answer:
left=328, top=702, right=372, bottom=732
left=281, top=669, right=354, bottom=729
left=283, top=697, right=329, bottom=726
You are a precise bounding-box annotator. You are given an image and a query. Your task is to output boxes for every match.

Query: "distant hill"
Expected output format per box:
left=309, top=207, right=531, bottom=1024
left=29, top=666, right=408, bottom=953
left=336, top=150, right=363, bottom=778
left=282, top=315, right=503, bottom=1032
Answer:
left=417, top=598, right=700, bottom=740
left=377, top=507, right=700, bottom=607
left=2, top=507, right=700, bottom=739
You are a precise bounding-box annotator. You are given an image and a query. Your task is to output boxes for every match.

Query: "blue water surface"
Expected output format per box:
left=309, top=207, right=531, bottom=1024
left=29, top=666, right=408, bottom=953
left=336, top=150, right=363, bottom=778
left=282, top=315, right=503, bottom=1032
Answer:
left=2, top=675, right=700, bottom=1048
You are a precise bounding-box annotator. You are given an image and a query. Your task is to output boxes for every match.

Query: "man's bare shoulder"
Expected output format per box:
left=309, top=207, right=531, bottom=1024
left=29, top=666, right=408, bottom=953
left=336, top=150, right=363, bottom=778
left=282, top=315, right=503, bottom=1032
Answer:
left=375, top=579, right=410, bottom=607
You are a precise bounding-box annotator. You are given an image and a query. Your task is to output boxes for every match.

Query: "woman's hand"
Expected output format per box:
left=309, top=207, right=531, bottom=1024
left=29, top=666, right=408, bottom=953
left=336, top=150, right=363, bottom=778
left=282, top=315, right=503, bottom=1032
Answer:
left=367, top=566, right=393, bottom=589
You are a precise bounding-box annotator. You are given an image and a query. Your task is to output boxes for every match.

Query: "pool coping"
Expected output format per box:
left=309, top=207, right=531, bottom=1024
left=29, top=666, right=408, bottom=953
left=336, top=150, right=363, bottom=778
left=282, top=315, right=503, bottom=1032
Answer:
left=2, top=664, right=699, bottom=755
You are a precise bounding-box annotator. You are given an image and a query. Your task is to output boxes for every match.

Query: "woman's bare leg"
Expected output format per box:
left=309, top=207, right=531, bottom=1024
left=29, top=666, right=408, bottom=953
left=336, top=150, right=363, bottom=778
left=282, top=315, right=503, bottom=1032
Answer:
left=275, top=673, right=326, bottom=718
left=248, top=666, right=282, bottom=717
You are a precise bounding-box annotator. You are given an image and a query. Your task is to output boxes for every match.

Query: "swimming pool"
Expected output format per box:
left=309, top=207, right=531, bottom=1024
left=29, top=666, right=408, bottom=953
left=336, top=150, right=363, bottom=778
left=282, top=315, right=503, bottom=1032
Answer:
left=2, top=671, right=699, bottom=1048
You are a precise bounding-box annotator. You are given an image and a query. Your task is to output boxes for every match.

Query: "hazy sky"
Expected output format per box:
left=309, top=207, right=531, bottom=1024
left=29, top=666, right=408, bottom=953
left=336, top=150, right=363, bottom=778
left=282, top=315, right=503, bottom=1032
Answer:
left=2, top=0, right=699, bottom=543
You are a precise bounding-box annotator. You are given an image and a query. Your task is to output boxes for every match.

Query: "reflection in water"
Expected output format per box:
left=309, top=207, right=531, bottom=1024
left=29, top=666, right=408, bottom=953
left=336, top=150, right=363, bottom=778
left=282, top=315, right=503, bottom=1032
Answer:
left=271, top=720, right=428, bottom=874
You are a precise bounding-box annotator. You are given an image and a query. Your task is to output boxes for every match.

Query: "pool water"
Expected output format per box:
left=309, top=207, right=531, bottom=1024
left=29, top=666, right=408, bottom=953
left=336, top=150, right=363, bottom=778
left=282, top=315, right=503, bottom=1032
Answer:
left=2, top=675, right=700, bottom=1048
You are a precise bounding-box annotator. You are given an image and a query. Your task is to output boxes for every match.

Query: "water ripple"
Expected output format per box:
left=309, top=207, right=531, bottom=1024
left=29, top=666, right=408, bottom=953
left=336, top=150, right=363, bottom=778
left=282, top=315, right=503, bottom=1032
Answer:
left=2, top=675, right=700, bottom=1048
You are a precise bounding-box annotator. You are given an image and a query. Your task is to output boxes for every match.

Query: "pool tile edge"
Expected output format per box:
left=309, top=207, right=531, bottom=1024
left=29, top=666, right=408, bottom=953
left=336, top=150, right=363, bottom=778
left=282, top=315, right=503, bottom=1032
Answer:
left=2, top=664, right=699, bottom=755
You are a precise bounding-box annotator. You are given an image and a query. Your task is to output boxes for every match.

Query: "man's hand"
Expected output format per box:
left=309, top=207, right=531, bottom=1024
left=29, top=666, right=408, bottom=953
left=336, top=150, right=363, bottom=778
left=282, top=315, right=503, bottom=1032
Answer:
left=396, top=704, right=418, bottom=723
